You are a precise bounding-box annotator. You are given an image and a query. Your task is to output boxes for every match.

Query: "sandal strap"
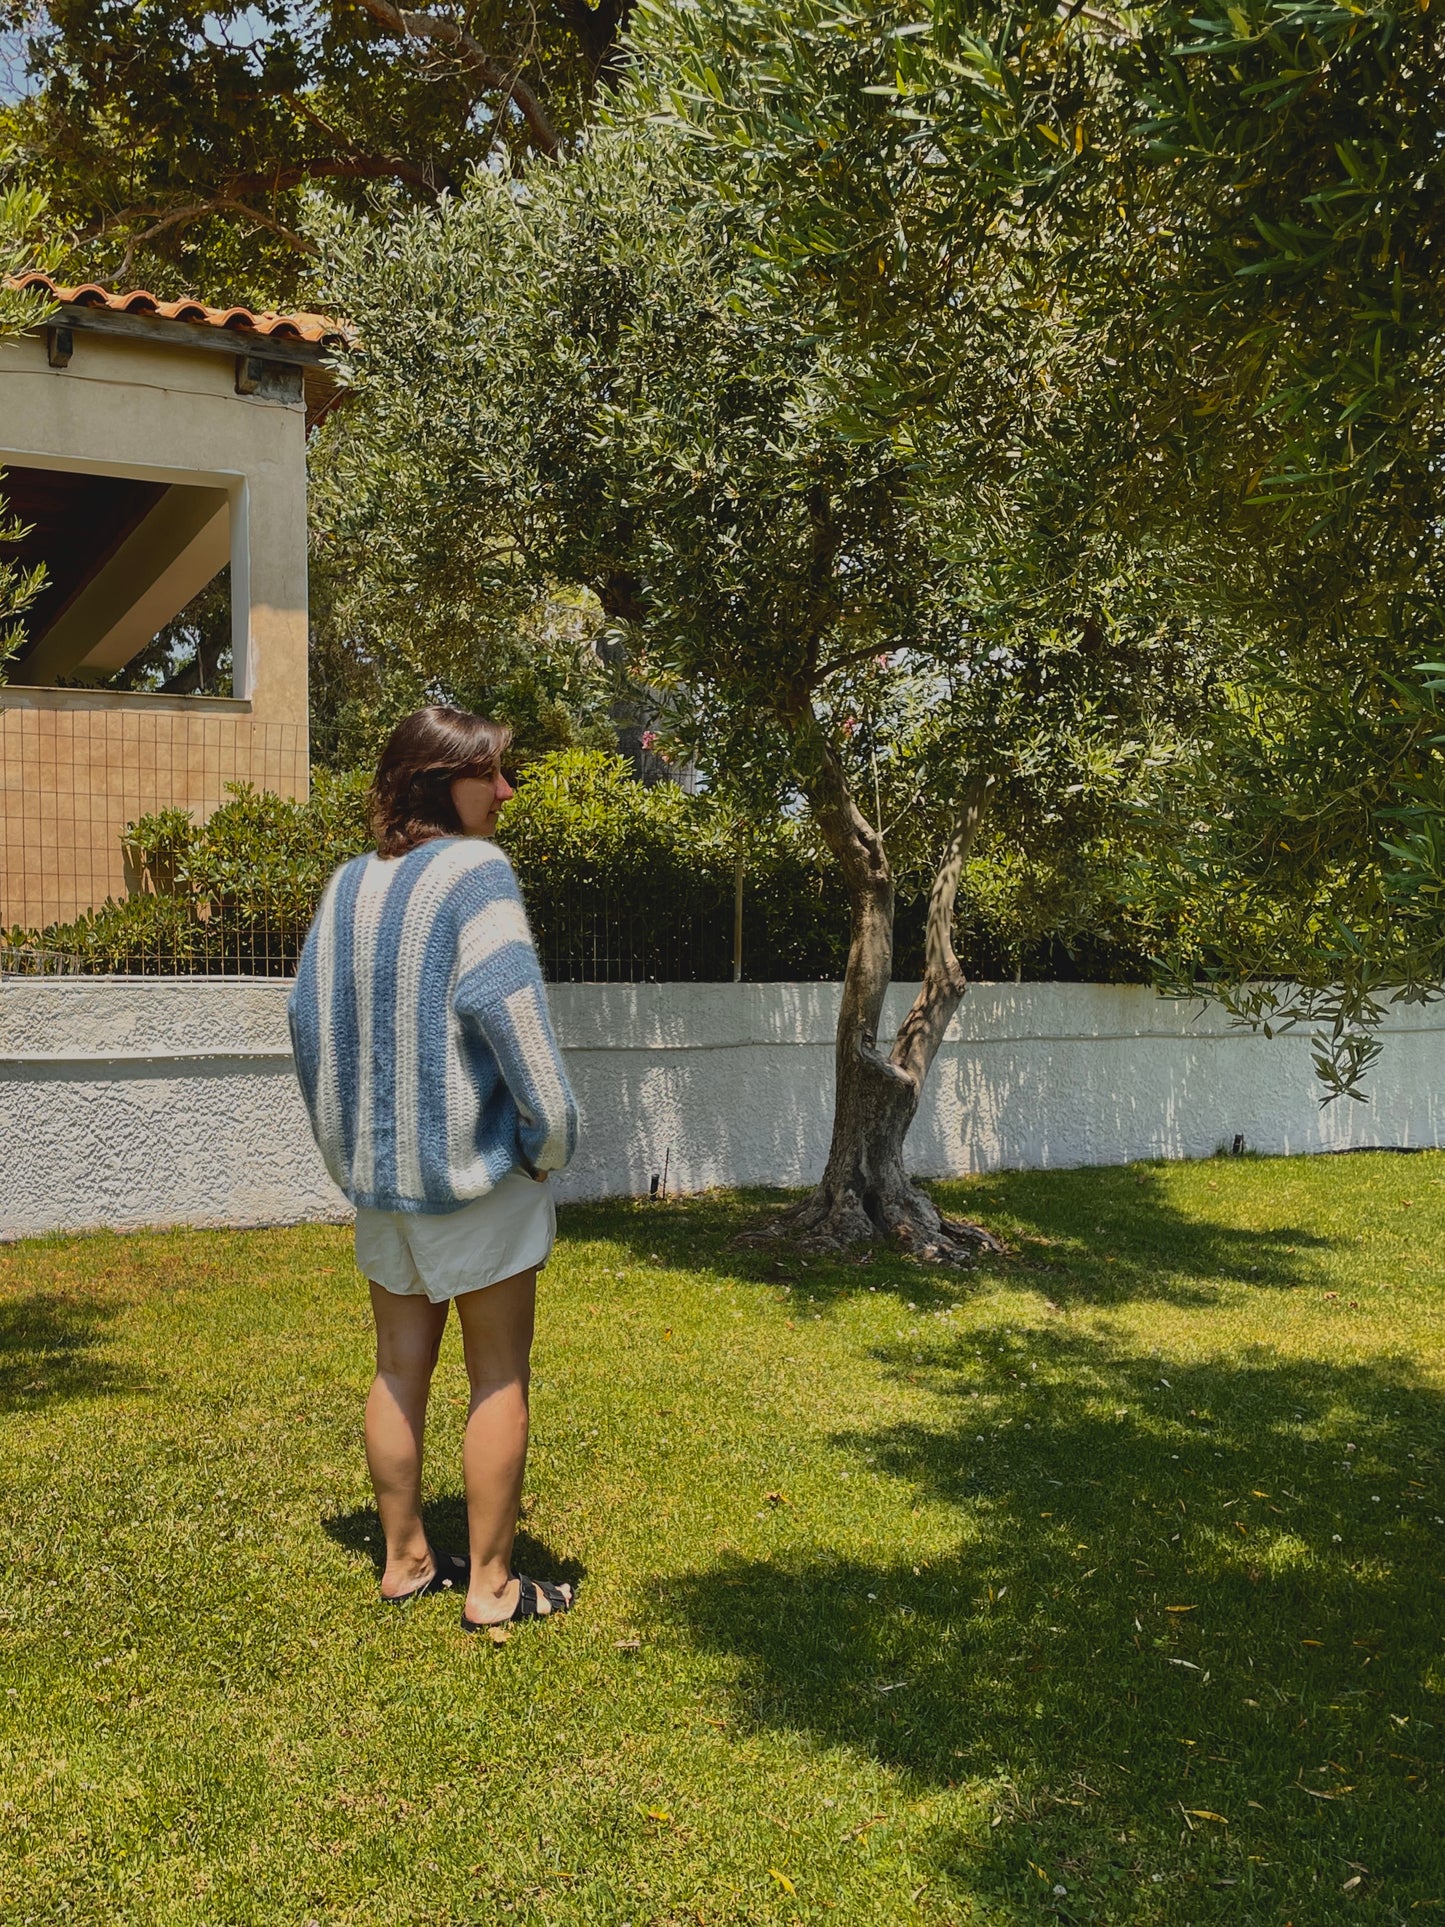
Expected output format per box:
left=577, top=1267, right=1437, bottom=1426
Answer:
left=510, top=1575, right=571, bottom=1620
left=513, top=1576, right=540, bottom=1618
left=460, top=1573, right=572, bottom=1632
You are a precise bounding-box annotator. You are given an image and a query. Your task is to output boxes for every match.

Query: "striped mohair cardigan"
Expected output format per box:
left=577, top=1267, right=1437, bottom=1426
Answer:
left=287, top=837, right=578, bottom=1213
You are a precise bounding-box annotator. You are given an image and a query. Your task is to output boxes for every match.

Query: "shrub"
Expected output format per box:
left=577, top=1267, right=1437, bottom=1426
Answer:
left=4, top=750, right=1155, bottom=981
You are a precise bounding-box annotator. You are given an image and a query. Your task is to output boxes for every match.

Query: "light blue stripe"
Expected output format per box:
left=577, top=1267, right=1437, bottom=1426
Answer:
left=328, top=856, right=366, bottom=1178
left=369, top=847, right=423, bottom=1208
left=287, top=929, right=321, bottom=1116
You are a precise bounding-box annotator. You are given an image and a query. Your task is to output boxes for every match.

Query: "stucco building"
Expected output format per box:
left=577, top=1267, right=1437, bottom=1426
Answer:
left=0, top=274, right=341, bottom=930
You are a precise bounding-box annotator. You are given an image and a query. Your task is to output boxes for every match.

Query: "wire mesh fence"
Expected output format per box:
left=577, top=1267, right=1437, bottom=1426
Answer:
left=1, top=874, right=759, bottom=982
left=2, top=887, right=319, bottom=978
left=0, top=700, right=308, bottom=935
left=530, top=877, right=739, bottom=984
left=0, top=941, right=83, bottom=977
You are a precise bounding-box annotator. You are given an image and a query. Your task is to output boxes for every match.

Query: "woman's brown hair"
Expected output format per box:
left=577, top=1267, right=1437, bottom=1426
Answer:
left=370, top=707, right=513, bottom=859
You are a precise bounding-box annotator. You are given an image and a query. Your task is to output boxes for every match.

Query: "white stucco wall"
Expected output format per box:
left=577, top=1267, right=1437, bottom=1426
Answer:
left=2, top=977, right=1441, bottom=1239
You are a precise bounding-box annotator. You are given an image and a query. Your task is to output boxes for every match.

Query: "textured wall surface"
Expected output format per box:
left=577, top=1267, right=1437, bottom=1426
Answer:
left=0, top=695, right=307, bottom=928
left=3, top=977, right=1442, bottom=1239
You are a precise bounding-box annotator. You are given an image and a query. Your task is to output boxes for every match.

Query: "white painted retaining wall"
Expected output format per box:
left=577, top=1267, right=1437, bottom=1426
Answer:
left=2, top=977, right=1442, bottom=1239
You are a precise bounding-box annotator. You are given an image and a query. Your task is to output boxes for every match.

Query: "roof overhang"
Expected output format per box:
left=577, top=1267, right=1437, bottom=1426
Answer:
left=6, top=272, right=349, bottom=428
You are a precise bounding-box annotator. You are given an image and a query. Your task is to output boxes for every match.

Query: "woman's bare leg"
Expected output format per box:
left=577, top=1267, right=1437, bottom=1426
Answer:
left=365, top=1282, right=448, bottom=1598
left=454, top=1266, right=568, bottom=1622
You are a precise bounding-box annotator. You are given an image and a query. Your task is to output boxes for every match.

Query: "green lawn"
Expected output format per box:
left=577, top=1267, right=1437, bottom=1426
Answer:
left=1, top=1154, right=1442, bottom=1925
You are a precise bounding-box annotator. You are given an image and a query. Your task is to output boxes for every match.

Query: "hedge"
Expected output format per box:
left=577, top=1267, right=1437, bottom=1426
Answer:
left=3, top=751, right=1154, bottom=982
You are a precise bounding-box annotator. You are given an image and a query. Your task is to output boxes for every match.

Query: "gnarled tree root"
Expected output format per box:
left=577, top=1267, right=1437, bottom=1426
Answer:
left=737, top=1179, right=1004, bottom=1266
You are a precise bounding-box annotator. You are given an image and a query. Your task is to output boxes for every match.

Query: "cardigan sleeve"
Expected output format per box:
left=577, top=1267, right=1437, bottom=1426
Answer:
left=452, top=857, right=579, bottom=1174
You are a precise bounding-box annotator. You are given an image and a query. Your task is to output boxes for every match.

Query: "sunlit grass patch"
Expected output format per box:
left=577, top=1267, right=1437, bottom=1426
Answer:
left=0, top=1150, right=1441, bottom=1923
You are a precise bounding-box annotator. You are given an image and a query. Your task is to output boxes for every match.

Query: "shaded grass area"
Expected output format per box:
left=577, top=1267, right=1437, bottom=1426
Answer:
left=0, top=1153, right=1442, bottom=1924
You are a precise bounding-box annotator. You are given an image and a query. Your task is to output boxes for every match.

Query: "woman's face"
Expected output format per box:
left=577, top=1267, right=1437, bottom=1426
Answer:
left=450, top=767, right=514, bottom=839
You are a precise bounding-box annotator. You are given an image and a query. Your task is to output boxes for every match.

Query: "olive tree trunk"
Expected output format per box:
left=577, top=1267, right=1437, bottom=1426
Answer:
left=770, top=719, right=1002, bottom=1263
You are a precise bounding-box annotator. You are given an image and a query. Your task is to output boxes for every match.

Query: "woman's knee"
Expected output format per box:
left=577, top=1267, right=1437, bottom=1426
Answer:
left=370, top=1286, right=447, bottom=1381
left=464, top=1359, right=531, bottom=1403
left=375, top=1331, right=443, bottom=1385
left=455, top=1270, right=536, bottom=1391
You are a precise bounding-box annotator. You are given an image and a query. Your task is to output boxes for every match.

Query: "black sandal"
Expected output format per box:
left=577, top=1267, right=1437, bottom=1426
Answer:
left=460, top=1574, right=573, bottom=1631
left=383, top=1547, right=469, bottom=1605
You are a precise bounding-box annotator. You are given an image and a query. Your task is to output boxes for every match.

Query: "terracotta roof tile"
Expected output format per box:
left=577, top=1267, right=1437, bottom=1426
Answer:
left=7, top=272, right=347, bottom=346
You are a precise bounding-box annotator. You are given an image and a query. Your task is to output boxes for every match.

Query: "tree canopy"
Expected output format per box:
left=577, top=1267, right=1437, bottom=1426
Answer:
left=633, top=0, right=1444, bottom=1094
left=0, top=0, right=633, bottom=302
left=7, top=0, right=1438, bottom=1159
left=315, top=19, right=1221, bottom=1253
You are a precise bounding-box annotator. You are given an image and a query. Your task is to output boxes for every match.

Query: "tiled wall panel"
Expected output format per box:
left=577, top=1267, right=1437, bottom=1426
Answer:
left=0, top=701, right=307, bottom=929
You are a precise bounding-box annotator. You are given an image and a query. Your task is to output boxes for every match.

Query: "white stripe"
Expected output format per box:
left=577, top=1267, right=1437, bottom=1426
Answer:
left=445, top=974, right=496, bottom=1197
left=503, top=984, right=572, bottom=1167
left=455, top=895, right=534, bottom=982
left=313, top=869, right=349, bottom=1190
left=392, top=840, right=494, bottom=1201
left=349, top=853, right=408, bottom=1198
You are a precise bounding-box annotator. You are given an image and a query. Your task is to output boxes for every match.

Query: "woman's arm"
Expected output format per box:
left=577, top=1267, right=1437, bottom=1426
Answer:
left=452, top=860, right=579, bottom=1174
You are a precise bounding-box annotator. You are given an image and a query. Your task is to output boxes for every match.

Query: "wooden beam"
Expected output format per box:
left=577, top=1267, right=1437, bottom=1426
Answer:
left=48, top=302, right=339, bottom=370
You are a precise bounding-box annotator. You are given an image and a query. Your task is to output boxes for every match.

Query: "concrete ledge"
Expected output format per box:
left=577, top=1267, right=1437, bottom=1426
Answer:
left=0, top=685, right=250, bottom=714
left=2, top=977, right=1442, bottom=1239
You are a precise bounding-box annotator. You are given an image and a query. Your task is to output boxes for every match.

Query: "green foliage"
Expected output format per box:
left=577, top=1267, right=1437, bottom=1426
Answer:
left=501, top=749, right=851, bottom=981
left=306, top=520, right=620, bottom=772
left=0, top=0, right=630, bottom=303
left=11, top=0, right=1433, bottom=1082
left=624, top=0, right=1445, bottom=1093
left=5, top=750, right=1161, bottom=981
left=8, top=774, right=373, bottom=975
left=0, top=178, right=56, bottom=674
left=1103, top=3, right=1445, bottom=1094
left=315, top=74, right=1210, bottom=979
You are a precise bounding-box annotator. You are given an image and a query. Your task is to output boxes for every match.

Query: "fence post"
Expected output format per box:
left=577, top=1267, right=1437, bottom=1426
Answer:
left=732, top=854, right=744, bottom=983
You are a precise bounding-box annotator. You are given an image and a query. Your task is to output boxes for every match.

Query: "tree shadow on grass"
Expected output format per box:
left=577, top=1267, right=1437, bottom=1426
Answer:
left=0, top=1291, right=134, bottom=1413
left=667, top=1330, right=1444, bottom=1923
left=930, top=1163, right=1333, bottom=1309
left=560, top=1164, right=1334, bottom=1314
left=321, top=1499, right=586, bottom=1599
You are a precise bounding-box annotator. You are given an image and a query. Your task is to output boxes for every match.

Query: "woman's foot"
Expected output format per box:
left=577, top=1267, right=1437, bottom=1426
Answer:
left=461, top=1573, right=573, bottom=1629
left=381, top=1544, right=469, bottom=1603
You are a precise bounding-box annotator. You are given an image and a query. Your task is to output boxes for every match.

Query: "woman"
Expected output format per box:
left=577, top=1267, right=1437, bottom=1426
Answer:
left=289, top=707, right=579, bottom=1629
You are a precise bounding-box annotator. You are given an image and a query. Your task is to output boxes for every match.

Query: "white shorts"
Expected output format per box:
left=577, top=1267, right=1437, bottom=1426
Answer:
left=355, top=1170, right=556, bottom=1304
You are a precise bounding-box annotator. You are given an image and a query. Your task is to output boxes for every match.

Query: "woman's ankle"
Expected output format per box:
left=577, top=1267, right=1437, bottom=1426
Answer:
left=380, top=1537, right=434, bottom=1592
left=467, top=1559, right=514, bottom=1600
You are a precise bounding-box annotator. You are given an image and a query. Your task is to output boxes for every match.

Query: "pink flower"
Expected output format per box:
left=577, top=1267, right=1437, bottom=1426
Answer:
left=841, top=716, right=859, bottom=737
left=874, top=653, right=893, bottom=669
left=641, top=730, right=659, bottom=750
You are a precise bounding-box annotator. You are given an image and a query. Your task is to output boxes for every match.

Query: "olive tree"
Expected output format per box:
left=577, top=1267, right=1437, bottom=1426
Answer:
left=645, top=0, right=1445, bottom=1100
left=319, top=76, right=1211, bottom=1257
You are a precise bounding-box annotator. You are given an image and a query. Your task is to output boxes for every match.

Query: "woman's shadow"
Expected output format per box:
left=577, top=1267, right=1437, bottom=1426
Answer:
left=322, top=1496, right=586, bottom=1595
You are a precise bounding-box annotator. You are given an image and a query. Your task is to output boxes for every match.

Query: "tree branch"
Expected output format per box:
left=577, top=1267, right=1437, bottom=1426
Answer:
left=280, top=93, right=441, bottom=193
left=892, top=776, right=992, bottom=1089
left=95, top=145, right=442, bottom=273
left=815, top=637, right=897, bottom=683
left=351, top=0, right=561, bottom=157
left=108, top=196, right=320, bottom=277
